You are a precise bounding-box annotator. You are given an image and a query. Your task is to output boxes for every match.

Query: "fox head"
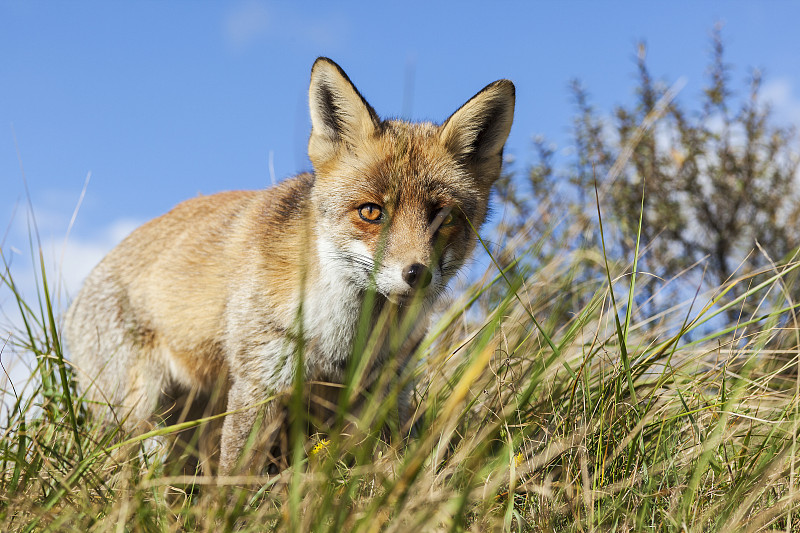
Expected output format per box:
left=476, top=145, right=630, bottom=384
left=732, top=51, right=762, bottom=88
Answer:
left=307, top=57, right=514, bottom=306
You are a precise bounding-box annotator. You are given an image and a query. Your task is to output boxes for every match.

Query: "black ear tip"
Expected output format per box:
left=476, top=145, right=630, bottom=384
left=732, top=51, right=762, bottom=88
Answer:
left=312, top=57, right=338, bottom=75
left=491, top=79, right=515, bottom=99
left=311, top=57, right=345, bottom=77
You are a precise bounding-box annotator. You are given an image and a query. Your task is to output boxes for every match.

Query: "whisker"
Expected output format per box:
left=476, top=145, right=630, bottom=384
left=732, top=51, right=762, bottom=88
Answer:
left=323, top=250, right=379, bottom=272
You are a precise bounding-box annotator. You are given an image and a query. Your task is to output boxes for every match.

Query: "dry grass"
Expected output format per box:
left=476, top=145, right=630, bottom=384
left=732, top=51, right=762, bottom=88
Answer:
left=3, top=200, right=800, bottom=533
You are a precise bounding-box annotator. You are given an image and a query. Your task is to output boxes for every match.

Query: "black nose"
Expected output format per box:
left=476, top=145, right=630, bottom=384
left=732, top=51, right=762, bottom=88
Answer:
left=402, top=263, right=432, bottom=289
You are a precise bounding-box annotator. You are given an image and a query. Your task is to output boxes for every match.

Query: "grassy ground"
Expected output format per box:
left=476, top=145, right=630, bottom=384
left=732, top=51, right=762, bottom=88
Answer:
left=3, top=207, right=800, bottom=533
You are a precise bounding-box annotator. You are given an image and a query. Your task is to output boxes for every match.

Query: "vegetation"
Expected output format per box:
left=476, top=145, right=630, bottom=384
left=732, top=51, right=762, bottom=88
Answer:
left=513, top=29, right=800, bottom=324
left=3, top=32, right=800, bottom=531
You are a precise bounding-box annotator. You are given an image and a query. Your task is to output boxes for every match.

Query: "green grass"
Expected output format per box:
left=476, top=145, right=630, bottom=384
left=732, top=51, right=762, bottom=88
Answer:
left=3, top=213, right=800, bottom=533
left=4, top=127, right=800, bottom=533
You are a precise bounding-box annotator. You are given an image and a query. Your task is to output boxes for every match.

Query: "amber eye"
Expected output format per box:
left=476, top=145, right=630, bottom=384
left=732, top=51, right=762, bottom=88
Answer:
left=440, top=211, right=455, bottom=227
left=436, top=207, right=456, bottom=228
left=358, top=203, right=383, bottom=223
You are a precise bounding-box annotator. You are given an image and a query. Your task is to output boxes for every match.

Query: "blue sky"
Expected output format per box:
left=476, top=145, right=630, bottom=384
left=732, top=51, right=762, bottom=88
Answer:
left=2, top=1, right=800, bottom=319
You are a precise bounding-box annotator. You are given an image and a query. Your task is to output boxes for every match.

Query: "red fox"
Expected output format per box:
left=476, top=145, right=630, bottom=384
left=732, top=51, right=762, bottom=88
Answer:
left=64, top=57, right=514, bottom=475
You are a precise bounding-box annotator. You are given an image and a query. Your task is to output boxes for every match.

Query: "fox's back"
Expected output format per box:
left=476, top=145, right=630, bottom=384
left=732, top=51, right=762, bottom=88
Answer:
left=64, top=176, right=314, bottom=394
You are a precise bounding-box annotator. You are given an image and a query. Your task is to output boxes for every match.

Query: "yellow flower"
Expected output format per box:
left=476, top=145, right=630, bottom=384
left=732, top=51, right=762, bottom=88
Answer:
left=514, top=452, right=524, bottom=467
left=310, top=438, right=330, bottom=458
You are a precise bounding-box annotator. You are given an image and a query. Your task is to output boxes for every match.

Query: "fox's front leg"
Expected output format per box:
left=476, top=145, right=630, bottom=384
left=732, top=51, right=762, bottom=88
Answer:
left=218, top=378, right=283, bottom=476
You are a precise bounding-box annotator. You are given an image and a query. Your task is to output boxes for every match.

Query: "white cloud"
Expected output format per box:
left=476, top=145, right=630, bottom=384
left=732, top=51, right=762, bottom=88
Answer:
left=1, top=215, right=140, bottom=342
left=4, top=217, right=139, bottom=300
left=223, top=0, right=270, bottom=51
left=760, top=78, right=800, bottom=127
left=1, top=213, right=140, bottom=412
left=221, top=2, right=349, bottom=53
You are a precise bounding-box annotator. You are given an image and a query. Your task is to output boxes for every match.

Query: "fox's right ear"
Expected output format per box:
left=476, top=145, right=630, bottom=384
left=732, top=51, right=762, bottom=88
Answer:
left=308, top=57, right=380, bottom=167
left=439, top=79, right=515, bottom=186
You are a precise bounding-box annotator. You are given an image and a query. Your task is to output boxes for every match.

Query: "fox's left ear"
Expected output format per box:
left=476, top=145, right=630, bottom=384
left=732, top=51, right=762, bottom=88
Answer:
left=439, top=80, right=515, bottom=184
left=308, top=57, right=381, bottom=167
